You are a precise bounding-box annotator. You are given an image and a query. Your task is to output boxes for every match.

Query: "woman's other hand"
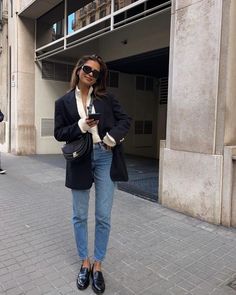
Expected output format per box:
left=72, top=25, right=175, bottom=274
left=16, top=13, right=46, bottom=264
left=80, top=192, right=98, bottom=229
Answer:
left=85, top=118, right=99, bottom=128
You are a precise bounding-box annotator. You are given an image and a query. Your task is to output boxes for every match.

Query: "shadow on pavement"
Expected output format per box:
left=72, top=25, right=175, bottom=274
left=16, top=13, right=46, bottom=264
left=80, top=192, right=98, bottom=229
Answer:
left=28, top=154, right=159, bottom=202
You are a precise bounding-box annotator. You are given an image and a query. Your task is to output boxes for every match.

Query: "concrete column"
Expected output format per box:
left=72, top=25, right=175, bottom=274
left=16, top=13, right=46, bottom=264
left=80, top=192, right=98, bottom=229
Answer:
left=16, top=16, right=36, bottom=154
left=159, top=0, right=236, bottom=224
left=9, top=6, right=36, bottom=154
left=0, top=0, right=8, bottom=151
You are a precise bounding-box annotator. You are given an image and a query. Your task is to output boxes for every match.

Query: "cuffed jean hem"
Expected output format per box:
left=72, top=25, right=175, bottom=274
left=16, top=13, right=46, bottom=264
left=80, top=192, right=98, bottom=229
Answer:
left=79, top=256, right=89, bottom=261
left=93, top=257, right=104, bottom=262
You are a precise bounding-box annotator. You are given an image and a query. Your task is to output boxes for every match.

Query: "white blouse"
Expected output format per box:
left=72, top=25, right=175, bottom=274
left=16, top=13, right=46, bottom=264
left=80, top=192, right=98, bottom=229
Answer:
left=75, top=86, right=116, bottom=147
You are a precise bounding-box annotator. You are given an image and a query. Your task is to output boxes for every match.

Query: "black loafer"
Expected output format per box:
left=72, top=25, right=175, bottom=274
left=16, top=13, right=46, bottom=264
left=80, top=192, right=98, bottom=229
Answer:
left=91, top=265, right=105, bottom=294
left=76, top=265, right=90, bottom=290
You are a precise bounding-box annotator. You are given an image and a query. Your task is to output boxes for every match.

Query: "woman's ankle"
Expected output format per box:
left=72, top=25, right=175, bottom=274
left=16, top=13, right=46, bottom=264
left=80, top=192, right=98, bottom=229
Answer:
left=93, top=261, right=102, bottom=271
left=82, top=258, right=90, bottom=268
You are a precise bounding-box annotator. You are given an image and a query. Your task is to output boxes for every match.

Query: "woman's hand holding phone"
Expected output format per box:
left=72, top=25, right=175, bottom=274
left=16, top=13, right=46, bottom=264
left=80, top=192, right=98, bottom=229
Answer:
left=86, top=113, right=101, bottom=128
left=88, top=113, right=101, bottom=120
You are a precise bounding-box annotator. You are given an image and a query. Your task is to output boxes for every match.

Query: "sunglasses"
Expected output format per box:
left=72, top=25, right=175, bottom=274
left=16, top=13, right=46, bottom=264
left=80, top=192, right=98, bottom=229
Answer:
left=82, top=65, right=100, bottom=79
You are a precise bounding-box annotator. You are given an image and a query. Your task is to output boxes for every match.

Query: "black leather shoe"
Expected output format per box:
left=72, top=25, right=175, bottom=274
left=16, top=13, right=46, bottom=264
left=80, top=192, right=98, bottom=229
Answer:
left=91, top=265, right=105, bottom=294
left=76, top=265, right=90, bottom=290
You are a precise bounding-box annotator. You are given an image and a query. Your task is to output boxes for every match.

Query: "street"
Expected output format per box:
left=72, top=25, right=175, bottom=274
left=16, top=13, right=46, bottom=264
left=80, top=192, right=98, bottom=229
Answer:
left=0, top=153, right=236, bottom=295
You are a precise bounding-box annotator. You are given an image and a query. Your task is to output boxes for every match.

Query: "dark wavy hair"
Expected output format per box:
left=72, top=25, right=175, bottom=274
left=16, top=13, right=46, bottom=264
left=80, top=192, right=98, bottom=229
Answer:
left=70, top=54, right=108, bottom=97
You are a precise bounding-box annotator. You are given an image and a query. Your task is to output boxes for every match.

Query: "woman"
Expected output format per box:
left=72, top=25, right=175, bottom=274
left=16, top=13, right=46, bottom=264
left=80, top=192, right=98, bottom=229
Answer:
left=54, top=54, right=131, bottom=294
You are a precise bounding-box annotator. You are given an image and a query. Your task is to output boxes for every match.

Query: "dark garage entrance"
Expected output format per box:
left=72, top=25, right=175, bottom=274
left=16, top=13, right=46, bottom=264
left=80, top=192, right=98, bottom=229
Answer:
left=107, top=48, right=169, bottom=202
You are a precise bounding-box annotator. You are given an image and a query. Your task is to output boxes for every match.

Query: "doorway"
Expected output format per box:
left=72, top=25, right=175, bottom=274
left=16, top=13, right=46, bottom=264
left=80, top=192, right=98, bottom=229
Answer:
left=107, top=48, right=169, bottom=201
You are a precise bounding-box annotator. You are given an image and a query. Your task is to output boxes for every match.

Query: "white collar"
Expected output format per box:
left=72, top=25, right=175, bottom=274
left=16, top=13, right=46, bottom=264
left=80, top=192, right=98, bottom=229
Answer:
left=75, top=86, right=93, bottom=99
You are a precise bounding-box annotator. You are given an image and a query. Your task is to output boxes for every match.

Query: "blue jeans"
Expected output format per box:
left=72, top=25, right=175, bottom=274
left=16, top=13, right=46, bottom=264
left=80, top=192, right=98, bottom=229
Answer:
left=72, top=143, right=115, bottom=262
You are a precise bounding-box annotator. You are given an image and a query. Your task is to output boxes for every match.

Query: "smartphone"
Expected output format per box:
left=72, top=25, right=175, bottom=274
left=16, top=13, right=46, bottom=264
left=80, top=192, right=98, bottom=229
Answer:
left=88, top=113, right=101, bottom=120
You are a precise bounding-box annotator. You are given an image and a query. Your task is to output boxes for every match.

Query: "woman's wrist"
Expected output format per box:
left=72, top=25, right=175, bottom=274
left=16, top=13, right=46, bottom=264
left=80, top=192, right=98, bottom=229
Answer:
left=103, top=133, right=116, bottom=147
left=78, top=118, right=90, bottom=132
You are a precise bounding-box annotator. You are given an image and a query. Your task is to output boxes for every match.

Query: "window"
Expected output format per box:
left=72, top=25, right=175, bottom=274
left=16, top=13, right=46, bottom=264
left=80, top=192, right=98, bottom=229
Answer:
left=135, top=121, right=143, bottom=134
left=107, top=71, right=119, bottom=88
left=52, top=19, right=63, bottom=41
left=135, top=120, right=152, bottom=134
left=42, top=61, right=54, bottom=80
left=114, top=0, right=119, bottom=11
left=136, top=76, right=154, bottom=91
left=99, top=9, right=106, bottom=18
left=36, top=2, right=64, bottom=48
left=80, top=8, right=87, bottom=16
left=159, top=77, right=168, bottom=104
left=41, top=119, right=54, bottom=137
left=88, top=2, right=96, bottom=11
left=54, top=63, right=68, bottom=81
left=42, top=61, right=74, bottom=82
left=144, top=121, right=152, bottom=134
left=90, top=14, right=95, bottom=23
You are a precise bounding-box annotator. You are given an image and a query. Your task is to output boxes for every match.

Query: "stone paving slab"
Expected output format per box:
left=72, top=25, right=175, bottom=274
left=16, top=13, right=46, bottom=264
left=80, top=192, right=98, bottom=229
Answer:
left=0, top=153, right=236, bottom=295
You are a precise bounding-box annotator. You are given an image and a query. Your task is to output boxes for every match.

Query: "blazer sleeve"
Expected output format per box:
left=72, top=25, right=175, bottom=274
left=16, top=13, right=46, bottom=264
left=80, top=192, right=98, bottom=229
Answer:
left=108, top=94, right=132, bottom=144
left=54, top=98, right=84, bottom=142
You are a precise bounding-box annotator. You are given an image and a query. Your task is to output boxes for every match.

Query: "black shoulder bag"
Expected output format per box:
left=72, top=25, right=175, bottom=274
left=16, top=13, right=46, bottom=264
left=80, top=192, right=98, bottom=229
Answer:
left=61, top=98, right=93, bottom=161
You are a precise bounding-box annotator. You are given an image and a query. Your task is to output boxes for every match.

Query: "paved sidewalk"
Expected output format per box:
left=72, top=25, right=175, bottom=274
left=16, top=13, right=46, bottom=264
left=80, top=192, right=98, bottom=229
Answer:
left=0, top=153, right=236, bottom=295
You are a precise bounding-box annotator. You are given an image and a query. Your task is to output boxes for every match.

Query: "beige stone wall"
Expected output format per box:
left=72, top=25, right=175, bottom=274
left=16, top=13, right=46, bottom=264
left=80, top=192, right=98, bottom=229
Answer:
left=19, top=0, right=32, bottom=10
left=16, top=17, right=36, bottom=154
left=8, top=6, right=36, bottom=154
left=0, top=0, right=8, bottom=150
left=161, top=148, right=222, bottom=224
left=160, top=0, right=236, bottom=225
left=167, top=0, right=222, bottom=154
left=19, top=0, right=57, bottom=12
left=34, top=63, right=68, bottom=154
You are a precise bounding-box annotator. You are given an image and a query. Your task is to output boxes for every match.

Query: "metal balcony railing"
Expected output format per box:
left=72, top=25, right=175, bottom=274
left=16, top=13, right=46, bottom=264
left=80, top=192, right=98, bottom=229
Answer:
left=35, top=0, right=171, bottom=61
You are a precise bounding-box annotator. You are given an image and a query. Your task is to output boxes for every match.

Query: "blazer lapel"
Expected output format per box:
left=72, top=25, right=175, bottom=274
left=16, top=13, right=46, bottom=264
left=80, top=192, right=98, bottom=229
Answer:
left=93, top=97, right=104, bottom=114
left=64, top=90, right=80, bottom=122
left=93, top=97, right=105, bottom=134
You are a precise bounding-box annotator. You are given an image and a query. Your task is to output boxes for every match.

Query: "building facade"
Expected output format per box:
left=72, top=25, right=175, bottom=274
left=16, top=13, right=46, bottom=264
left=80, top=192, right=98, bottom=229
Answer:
left=1, top=0, right=236, bottom=227
left=0, top=0, right=8, bottom=150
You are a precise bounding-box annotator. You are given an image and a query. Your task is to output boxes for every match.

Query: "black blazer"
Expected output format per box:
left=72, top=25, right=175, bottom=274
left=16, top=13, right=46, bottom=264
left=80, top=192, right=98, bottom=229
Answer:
left=54, top=90, right=132, bottom=189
